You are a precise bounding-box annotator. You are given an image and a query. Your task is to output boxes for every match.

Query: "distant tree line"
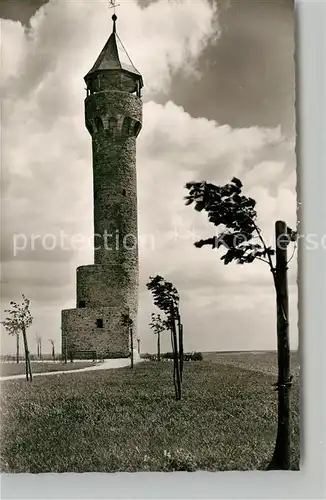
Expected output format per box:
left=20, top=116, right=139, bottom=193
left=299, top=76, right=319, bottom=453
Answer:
left=142, top=352, right=203, bottom=362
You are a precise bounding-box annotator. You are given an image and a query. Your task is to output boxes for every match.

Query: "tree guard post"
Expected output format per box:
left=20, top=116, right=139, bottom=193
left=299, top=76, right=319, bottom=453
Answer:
left=268, top=220, right=292, bottom=470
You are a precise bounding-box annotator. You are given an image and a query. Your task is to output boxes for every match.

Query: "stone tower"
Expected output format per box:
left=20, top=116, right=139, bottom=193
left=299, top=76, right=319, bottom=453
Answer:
left=61, top=14, right=143, bottom=359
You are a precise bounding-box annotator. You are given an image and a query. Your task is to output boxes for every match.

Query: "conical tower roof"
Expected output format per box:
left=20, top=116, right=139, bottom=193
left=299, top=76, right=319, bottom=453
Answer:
left=84, top=14, right=143, bottom=89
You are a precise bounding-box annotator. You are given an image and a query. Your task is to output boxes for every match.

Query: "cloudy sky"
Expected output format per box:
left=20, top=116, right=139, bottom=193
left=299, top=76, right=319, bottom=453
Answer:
left=0, top=0, right=297, bottom=355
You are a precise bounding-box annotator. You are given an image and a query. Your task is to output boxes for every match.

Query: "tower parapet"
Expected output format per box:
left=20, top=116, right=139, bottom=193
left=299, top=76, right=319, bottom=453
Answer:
left=85, top=91, right=142, bottom=139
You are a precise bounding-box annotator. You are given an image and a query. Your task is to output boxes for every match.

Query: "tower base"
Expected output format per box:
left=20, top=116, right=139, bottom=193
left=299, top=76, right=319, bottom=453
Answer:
left=61, top=306, right=130, bottom=359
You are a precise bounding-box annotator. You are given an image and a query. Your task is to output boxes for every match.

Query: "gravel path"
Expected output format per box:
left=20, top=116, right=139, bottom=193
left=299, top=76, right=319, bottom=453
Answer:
left=0, top=352, right=143, bottom=381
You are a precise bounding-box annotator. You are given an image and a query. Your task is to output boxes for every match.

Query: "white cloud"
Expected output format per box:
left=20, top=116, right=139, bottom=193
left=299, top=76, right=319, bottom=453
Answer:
left=0, top=0, right=297, bottom=355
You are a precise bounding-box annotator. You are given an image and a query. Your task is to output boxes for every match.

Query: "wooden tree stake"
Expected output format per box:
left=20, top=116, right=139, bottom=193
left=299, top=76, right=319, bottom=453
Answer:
left=268, top=220, right=291, bottom=470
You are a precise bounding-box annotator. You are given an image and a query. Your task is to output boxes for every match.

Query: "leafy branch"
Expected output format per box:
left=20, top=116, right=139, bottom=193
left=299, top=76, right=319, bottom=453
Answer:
left=185, top=177, right=297, bottom=271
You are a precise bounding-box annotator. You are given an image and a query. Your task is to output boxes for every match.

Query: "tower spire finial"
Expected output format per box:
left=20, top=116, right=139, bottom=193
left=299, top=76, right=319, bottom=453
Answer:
left=112, top=13, right=117, bottom=33
left=109, top=0, right=120, bottom=33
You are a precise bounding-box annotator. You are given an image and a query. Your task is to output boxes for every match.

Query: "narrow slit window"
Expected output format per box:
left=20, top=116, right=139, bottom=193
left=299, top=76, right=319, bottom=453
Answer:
left=122, top=189, right=126, bottom=196
left=96, top=318, right=103, bottom=328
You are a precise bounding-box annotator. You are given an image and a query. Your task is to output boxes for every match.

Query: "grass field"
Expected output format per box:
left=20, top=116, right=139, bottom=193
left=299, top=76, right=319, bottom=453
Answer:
left=0, top=354, right=300, bottom=472
left=0, top=361, right=99, bottom=377
left=204, top=350, right=300, bottom=377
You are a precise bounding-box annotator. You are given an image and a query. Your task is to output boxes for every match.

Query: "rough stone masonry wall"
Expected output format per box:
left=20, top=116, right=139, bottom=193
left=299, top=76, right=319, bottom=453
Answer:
left=61, top=89, right=142, bottom=358
left=62, top=307, right=130, bottom=358
left=76, top=263, right=138, bottom=319
left=92, top=136, right=138, bottom=272
left=85, top=91, right=142, bottom=270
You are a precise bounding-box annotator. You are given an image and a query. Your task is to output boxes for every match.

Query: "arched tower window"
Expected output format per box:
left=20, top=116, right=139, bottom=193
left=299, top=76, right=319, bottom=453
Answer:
left=108, top=117, right=117, bottom=134
left=122, top=117, right=132, bottom=137
left=95, top=117, right=104, bottom=133
left=122, top=189, right=126, bottom=196
left=86, top=120, right=94, bottom=135
left=134, top=122, right=141, bottom=137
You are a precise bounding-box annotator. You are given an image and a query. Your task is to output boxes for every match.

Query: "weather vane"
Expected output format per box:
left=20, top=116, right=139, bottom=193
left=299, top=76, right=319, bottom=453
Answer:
left=109, top=0, right=120, bottom=14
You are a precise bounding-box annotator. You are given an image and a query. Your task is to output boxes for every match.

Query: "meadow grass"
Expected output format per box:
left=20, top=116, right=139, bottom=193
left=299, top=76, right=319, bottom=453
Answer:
left=204, top=351, right=300, bottom=377
left=0, top=361, right=98, bottom=377
left=0, top=358, right=300, bottom=472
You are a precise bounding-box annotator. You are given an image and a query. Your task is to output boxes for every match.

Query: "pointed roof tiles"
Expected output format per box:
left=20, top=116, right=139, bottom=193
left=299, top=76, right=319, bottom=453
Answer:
left=84, top=15, right=143, bottom=88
